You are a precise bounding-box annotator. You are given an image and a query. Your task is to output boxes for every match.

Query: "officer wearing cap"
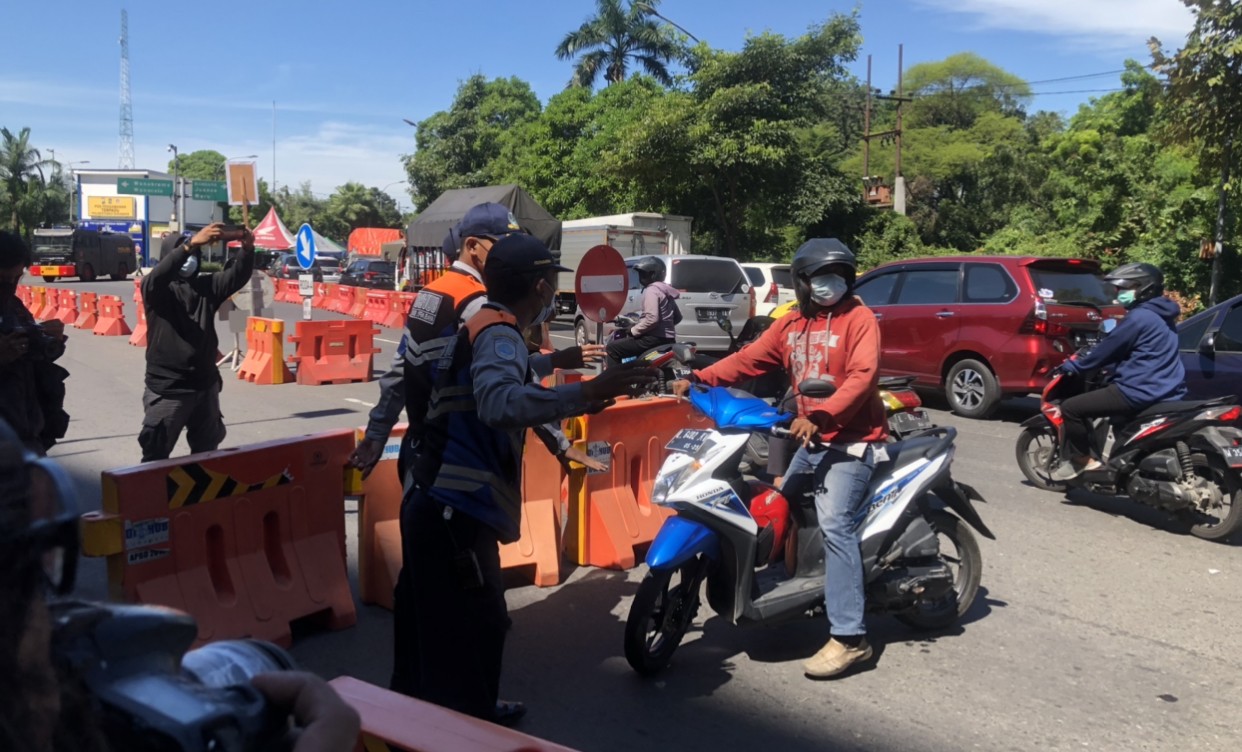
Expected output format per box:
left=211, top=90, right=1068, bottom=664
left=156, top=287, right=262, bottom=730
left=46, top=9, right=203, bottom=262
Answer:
left=395, top=233, right=658, bottom=725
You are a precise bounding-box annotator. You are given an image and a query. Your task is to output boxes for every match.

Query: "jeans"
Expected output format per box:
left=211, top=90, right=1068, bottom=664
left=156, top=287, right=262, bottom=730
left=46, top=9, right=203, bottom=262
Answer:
left=782, top=444, right=876, bottom=637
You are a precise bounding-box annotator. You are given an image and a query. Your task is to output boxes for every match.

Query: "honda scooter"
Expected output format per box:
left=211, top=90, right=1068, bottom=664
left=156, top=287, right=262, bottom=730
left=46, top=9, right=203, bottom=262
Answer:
left=623, top=382, right=994, bottom=675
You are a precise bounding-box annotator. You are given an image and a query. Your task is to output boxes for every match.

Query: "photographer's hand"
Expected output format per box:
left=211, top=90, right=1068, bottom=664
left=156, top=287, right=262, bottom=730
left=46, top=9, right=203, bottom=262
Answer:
left=189, top=223, right=224, bottom=249
left=252, top=672, right=360, bottom=752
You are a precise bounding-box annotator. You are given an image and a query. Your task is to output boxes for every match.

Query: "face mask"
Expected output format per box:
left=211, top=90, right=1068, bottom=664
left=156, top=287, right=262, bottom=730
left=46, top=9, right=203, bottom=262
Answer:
left=178, top=254, right=199, bottom=279
left=809, top=273, right=848, bottom=307
left=1117, top=290, right=1137, bottom=308
left=531, top=279, right=556, bottom=327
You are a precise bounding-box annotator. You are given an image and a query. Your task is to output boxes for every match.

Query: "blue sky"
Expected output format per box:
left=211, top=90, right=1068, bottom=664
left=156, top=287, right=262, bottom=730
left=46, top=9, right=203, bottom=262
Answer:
left=1, top=0, right=1194, bottom=212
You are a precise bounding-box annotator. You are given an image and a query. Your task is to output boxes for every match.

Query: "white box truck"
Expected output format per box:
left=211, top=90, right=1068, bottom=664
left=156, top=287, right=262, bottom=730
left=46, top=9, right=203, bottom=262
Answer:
left=555, top=213, right=692, bottom=314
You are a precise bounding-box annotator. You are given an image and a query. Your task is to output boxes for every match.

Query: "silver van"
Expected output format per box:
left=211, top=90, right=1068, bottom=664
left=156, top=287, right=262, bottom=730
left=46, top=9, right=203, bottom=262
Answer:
left=573, top=254, right=753, bottom=353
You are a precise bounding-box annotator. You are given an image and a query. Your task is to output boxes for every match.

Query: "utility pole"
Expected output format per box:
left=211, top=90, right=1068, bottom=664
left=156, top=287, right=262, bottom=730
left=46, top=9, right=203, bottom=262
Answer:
left=861, top=45, right=913, bottom=214
left=1210, top=137, right=1231, bottom=306
left=168, top=143, right=180, bottom=231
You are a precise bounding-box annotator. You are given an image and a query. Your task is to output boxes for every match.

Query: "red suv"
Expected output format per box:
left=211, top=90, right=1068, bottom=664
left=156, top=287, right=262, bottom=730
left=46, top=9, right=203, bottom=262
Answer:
left=854, top=256, right=1125, bottom=418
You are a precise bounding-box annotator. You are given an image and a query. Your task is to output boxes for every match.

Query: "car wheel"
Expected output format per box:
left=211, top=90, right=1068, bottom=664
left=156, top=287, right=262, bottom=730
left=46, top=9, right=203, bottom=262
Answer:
left=574, top=318, right=592, bottom=347
left=945, top=358, right=1000, bottom=419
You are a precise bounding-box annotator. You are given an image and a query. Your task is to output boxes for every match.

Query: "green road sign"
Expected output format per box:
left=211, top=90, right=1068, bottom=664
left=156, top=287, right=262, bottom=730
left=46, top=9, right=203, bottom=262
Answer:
left=190, top=180, right=227, bottom=202
left=116, top=177, right=173, bottom=197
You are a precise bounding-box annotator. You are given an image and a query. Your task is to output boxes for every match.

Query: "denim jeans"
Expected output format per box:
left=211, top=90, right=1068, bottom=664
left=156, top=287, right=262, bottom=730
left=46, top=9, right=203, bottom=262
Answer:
left=782, top=444, right=876, bottom=637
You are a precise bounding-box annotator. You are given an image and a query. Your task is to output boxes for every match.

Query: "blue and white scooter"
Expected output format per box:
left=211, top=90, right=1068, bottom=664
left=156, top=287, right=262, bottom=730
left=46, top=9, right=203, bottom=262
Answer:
left=624, top=382, right=995, bottom=675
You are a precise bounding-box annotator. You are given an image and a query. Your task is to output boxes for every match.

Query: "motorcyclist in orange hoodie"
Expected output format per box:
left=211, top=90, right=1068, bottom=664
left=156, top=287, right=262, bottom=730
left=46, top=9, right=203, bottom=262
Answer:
left=673, top=238, right=888, bottom=679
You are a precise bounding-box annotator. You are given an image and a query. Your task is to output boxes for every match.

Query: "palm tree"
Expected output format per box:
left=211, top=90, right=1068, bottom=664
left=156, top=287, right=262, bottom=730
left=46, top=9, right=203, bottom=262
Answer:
left=0, top=127, right=54, bottom=234
left=555, top=0, right=684, bottom=88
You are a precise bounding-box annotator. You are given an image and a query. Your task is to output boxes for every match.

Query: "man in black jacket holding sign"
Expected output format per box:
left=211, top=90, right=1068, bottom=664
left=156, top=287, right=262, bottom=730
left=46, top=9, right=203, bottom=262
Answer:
left=139, top=223, right=254, bottom=461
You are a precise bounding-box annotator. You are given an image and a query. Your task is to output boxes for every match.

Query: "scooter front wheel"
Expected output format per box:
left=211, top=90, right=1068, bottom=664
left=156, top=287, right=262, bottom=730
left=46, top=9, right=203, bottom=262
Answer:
left=624, top=563, right=701, bottom=675
left=1015, top=425, right=1067, bottom=492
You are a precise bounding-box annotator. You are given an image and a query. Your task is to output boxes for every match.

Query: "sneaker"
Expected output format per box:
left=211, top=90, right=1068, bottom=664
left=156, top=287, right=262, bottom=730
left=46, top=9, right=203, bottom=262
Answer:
left=803, top=637, right=873, bottom=679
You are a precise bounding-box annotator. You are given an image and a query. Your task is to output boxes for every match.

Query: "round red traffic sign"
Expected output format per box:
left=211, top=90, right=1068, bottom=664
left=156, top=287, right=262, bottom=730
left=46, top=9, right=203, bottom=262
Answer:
left=575, top=244, right=628, bottom=323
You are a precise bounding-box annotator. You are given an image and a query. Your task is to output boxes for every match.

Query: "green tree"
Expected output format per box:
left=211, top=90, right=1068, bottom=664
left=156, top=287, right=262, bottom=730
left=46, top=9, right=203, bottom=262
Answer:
left=402, top=76, right=541, bottom=209
left=166, top=150, right=226, bottom=181
left=903, top=52, right=1031, bottom=129
left=1151, top=0, right=1242, bottom=304
left=555, top=0, right=684, bottom=88
left=615, top=14, right=864, bottom=258
left=0, top=126, right=54, bottom=235
left=320, top=182, right=403, bottom=239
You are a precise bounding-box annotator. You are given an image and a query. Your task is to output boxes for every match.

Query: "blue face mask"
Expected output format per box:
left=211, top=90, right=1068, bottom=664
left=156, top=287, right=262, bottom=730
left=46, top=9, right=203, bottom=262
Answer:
left=1117, top=289, right=1137, bottom=308
left=809, top=273, right=848, bottom=307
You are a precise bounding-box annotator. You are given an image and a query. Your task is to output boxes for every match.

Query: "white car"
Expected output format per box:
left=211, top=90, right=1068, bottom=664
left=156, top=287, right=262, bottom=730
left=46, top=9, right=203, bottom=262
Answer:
left=742, top=263, right=795, bottom=317
left=315, top=255, right=342, bottom=284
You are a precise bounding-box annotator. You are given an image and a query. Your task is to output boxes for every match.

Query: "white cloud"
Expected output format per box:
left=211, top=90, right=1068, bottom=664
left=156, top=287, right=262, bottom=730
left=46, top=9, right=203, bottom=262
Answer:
left=916, top=0, right=1195, bottom=47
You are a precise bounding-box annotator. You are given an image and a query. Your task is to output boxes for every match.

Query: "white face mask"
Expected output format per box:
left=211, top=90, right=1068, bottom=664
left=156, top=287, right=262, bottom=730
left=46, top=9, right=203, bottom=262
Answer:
left=809, top=273, right=847, bottom=307
left=531, top=279, right=556, bottom=327
left=178, top=254, right=199, bottom=279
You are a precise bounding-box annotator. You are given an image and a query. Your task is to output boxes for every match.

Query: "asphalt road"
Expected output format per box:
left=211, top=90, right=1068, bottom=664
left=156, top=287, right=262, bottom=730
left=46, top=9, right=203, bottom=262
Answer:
left=32, top=274, right=1242, bottom=752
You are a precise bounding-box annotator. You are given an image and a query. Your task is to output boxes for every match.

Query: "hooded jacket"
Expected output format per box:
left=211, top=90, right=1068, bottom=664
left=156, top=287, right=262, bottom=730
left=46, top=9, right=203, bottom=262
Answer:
left=142, top=236, right=254, bottom=395
left=692, top=296, right=888, bottom=444
left=1063, top=295, right=1186, bottom=407
left=631, top=281, right=681, bottom=339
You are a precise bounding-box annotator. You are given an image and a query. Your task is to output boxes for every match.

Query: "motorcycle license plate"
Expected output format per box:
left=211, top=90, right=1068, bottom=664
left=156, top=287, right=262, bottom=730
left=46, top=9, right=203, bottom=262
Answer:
left=1222, top=445, right=1242, bottom=467
left=891, top=409, right=932, bottom=433
left=666, top=429, right=712, bottom=455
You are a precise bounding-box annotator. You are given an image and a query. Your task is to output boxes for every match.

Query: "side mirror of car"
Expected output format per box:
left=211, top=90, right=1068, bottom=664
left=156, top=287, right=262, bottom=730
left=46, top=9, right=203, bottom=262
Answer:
left=798, top=378, right=837, bottom=399
left=1200, top=329, right=1218, bottom=356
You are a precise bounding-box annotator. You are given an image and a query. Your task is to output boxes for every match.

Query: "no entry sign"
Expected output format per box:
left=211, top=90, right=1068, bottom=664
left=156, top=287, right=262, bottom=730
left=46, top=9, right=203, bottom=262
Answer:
left=575, top=244, right=628, bottom=324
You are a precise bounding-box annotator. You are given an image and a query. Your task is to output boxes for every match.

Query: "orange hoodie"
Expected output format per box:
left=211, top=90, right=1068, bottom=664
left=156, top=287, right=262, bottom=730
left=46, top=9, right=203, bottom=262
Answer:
left=692, top=297, right=888, bottom=444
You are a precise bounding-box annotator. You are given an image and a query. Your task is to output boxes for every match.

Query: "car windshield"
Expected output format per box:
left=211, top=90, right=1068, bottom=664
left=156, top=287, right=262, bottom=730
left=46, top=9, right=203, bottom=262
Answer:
left=1028, top=268, right=1116, bottom=307
left=771, top=267, right=792, bottom=287
left=317, top=258, right=340, bottom=270
left=368, top=262, right=396, bottom=275
left=669, top=258, right=745, bottom=293
left=744, top=267, right=765, bottom=286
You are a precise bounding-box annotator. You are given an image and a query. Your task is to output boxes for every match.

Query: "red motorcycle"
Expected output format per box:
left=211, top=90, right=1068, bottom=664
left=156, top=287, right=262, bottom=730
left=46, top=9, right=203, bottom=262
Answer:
left=1015, top=328, right=1242, bottom=541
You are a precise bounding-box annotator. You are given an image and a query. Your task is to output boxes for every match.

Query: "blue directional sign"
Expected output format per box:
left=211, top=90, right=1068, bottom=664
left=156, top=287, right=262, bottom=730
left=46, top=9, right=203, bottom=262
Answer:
left=295, top=223, right=316, bottom=270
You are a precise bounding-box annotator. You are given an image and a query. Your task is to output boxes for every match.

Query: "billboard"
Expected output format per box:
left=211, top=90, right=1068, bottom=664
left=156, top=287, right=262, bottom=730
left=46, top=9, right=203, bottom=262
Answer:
left=87, top=196, right=137, bottom=219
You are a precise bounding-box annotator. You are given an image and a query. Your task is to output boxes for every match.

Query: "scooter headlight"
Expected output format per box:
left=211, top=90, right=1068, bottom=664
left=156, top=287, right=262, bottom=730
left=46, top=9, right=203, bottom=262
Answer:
left=652, top=456, right=698, bottom=506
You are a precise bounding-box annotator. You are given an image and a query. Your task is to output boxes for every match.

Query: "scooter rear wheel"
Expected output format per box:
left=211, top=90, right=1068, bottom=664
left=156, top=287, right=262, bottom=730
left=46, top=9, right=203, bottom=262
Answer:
left=624, top=564, right=701, bottom=675
left=1185, top=453, right=1242, bottom=542
left=1015, top=425, right=1067, bottom=492
left=896, top=511, right=983, bottom=631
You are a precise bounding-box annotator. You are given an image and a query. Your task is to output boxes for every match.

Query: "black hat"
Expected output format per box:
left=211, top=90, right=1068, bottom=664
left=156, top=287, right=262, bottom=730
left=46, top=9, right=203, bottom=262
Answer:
left=485, top=234, right=570, bottom=276
left=458, top=202, right=523, bottom=240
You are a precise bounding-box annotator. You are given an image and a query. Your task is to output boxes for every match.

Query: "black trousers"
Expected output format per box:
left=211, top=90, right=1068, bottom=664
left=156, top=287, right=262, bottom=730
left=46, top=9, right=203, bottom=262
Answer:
left=1060, top=384, right=1135, bottom=459
left=138, top=382, right=226, bottom=462
left=390, top=489, right=506, bottom=721
left=605, top=334, right=672, bottom=368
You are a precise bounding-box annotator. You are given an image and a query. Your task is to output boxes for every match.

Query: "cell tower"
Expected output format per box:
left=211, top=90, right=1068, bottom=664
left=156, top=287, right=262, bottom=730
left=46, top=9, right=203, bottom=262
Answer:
left=118, top=9, right=135, bottom=169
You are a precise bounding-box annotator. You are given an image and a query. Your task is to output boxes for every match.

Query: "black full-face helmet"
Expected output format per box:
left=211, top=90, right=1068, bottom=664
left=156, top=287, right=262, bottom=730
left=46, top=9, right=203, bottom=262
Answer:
left=633, top=256, right=665, bottom=286
left=790, top=238, right=856, bottom=310
left=1103, top=262, right=1163, bottom=308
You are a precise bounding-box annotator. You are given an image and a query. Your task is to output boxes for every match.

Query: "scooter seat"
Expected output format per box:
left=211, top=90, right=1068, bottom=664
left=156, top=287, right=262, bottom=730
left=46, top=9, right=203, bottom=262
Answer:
left=1135, top=395, right=1238, bottom=419
left=873, top=427, right=957, bottom=476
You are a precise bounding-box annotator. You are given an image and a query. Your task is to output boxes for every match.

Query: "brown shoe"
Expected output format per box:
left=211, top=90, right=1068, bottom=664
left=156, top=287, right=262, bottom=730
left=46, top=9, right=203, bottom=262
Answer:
left=803, top=637, right=873, bottom=678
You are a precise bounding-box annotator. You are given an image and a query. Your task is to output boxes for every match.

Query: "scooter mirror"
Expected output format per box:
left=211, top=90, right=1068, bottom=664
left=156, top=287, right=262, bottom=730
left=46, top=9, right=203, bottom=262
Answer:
left=671, top=343, right=696, bottom=363
left=1101, top=318, right=1118, bottom=335
left=716, top=317, right=733, bottom=334
left=798, top=378, right=837, bottom=399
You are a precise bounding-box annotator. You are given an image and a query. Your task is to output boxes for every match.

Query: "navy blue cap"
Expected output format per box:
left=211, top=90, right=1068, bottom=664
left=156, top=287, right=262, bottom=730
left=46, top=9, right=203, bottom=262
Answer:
left=458, top=202, right=523, bottom=240
left=485, top=233, right=570, bottom=276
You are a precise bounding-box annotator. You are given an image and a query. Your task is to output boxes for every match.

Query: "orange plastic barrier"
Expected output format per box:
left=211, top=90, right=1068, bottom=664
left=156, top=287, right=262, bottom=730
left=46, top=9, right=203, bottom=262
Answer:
left=363, top=290, right=391, bottom=325
left=80, top=430, right=358, bottom=646
left=330, top=676, right=580, bottom=752
left=382, top=291, right=415, bottom=329
left=563, top=396, right=711, bottom=570
left=275, top=278, right=300, bottom=304
left=52, top=289, right=78, bottom=325
left=348, top=286, right=369, bottom=319
left=30, top=286, right=52, bottom=320
left=16, top=284, right=32, bottom=309
left=329, top=283, right=357, bottom=314
left=237, top=317, right=294, bottom=385
left=93, top=295, right=133, bottom=336
left=351, top=425, right=567, bottom=609
left=129, top=283, right=147, bottom=346
left=76, top=292, right=99, bottom=330
left=288, top=319, right=379, bottom=386
left=316, top=282, right=334, bottom=309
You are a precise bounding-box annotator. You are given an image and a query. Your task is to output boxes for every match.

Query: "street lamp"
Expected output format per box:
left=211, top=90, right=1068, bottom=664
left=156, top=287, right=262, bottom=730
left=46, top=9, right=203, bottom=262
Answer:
left=634, top=2, right=700, bottom=43
left=65, top=161, right=90, bottom=224
left=167, top=144, right=180, bottom=228
left=402, top=118, right=417, bottom=127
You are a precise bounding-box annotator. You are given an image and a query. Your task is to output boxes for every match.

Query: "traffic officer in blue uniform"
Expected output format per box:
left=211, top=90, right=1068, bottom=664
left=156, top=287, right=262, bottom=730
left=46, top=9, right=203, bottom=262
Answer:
left=396, top=233, right=658, bottom=725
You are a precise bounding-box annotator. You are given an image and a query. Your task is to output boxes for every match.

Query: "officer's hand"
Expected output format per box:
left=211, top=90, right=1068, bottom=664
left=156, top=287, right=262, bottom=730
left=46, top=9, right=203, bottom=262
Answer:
left=348, top=438, right=385, bottom=480
left=561, top=445, right=607, bottom=472
left=581, top=363, right=660, bottom=402
left=241, top=228, right=256, bottom=252
left=789, top=417, right=819, bottom=447
left=549, top=344, right=605, bottom=370
left=252, top=671, right=360, bottom=752
left=670, top=379, right=692, bottom=398
left=189, top=223, right=224, bottom=248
